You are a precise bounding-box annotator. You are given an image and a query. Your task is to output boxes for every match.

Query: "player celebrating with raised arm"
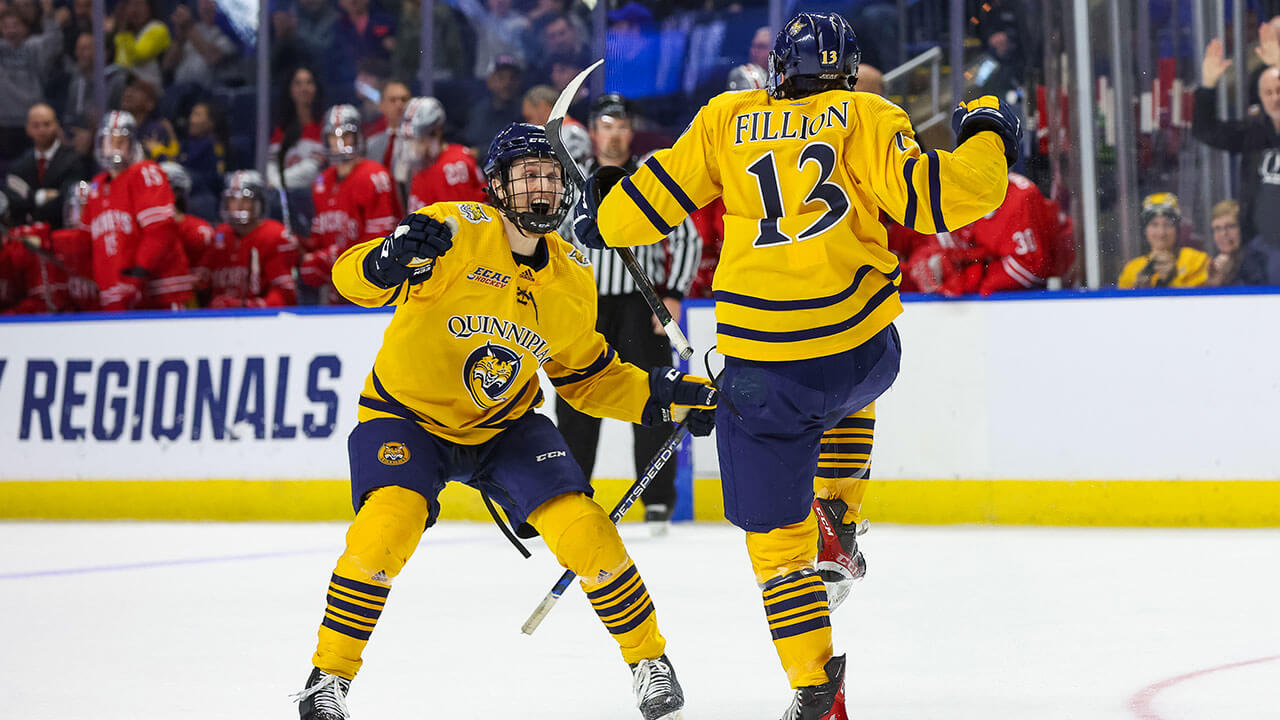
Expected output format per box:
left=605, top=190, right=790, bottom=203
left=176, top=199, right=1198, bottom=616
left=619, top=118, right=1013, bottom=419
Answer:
left=293, top=123, right=717, bottom=720
left=574, top=13, right=1019, bottom=720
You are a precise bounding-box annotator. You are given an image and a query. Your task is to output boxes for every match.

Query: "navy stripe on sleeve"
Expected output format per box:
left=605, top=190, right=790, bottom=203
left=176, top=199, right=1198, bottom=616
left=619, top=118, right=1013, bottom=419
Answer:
left=901, top=157, right=918, bottom=229
left=643, top=156, right=699, bottom=214
left=620, top=177, right=676, bottom=235
left=549, top=347, right=616, bottom=387
left=926, top=151, right=948, bottom=232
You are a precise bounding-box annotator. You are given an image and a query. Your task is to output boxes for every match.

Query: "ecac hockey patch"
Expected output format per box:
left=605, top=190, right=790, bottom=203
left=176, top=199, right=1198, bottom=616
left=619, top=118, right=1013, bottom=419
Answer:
left=378, top=442, right=410, bottom=466
left=466, top=266, right=511, bottom=288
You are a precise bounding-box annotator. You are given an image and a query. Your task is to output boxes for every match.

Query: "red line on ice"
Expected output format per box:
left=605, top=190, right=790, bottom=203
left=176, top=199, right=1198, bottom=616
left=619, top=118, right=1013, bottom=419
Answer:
left=1128, top=654, right=1280, bottom=720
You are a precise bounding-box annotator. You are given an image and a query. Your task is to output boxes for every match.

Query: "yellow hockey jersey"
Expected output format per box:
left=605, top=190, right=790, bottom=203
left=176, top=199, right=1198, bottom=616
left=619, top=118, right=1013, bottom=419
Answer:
left=333, top=201, right=651, bottom=445
left=598, top=89, right=1010, bottom=361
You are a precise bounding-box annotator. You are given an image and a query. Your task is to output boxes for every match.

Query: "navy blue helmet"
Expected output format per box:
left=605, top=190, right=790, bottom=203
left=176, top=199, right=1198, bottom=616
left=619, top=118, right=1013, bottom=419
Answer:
left=768, top=12, right=861, bottom=100
left=484, top=123, right=574, bottom=236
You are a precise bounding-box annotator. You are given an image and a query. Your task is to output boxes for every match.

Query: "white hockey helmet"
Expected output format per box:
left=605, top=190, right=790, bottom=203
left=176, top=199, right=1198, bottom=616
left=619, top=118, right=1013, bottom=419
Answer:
left=159, top=161, right=191, bottom=204
left=322, top=104, right=364, bottom=163
left=393, top=97, right=447, bottom=182
left=726, top=63, right=768, bottom=92
left=222, top=170, right=268, bottom=229
left=96, top=110, right=143, bottom=172
left=64, top=180, right=92, bottom=230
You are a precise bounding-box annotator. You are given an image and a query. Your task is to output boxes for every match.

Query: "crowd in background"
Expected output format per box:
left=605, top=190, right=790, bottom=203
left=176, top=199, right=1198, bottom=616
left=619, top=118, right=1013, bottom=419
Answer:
left=3, top=0, right=1280, bottom=314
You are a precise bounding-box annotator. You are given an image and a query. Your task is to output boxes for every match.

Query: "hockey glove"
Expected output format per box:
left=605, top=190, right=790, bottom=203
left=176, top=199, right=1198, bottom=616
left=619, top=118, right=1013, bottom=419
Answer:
left=952, top=95, right=1022, bottom=168
left=571, top=165, right=629, bottom=250
left=643, top=366, right=719, bottom=437
left=363, top=213, right=455, bottom=289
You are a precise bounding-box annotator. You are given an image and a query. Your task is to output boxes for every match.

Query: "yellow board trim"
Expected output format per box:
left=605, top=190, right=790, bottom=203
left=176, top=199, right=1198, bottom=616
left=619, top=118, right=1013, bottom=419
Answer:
left=4, top=479, right=1280, bottom=527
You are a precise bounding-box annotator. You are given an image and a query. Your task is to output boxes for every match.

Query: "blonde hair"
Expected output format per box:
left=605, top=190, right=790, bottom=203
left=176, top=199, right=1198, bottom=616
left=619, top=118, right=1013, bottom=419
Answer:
left=1211, top=200, right=1239, bottom=221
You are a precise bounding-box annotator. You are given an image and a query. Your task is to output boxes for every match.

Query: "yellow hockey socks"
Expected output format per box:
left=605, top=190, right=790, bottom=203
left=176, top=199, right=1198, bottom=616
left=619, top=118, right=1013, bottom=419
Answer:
left=814, top=403, right=875, bottom=524
left=747, top=517, right=833, bottom=688
left=529, top=492, right=666, bottom=664
left=312, top=486, right=429, bottom=680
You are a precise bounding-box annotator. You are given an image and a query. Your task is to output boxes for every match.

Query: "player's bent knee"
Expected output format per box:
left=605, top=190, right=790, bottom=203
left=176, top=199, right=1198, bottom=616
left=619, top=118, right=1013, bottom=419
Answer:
left=745, top=514, right=820, bottom=585
left=337, top=486, right=430, bottom=584
left=528, top=492, right=629, bottom=582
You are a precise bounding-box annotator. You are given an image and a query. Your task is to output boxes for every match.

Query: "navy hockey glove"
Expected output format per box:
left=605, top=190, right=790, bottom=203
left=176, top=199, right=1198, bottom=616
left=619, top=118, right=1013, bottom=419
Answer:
left=952, top=95, right=1022, bottom=168
left=643, top=366, right=719, bottom=436
left=363, top=213, right=455, bottom=288
left=571, top=165, right=629, bottom=250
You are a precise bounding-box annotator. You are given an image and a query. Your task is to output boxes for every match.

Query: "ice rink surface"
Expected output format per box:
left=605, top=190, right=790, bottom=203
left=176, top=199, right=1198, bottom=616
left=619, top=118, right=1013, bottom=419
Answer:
left=3, top=521, right=1277, bottom=720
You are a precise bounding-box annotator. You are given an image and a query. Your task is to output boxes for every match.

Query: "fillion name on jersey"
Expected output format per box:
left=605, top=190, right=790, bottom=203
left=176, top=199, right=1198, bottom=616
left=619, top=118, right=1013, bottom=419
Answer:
left=732, top=100, right=850, bottom=146
left=446, top=314, right=552, bottom=365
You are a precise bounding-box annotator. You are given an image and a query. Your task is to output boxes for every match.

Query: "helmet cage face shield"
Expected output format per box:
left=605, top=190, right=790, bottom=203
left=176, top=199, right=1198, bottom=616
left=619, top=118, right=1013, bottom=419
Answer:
left=96, top=114, right=141, bottom=172
left=222, top=171, right=266, bottom=229
left=491, top=154, right=572, bottom=236
left=327, top=125, right=362, bottom=162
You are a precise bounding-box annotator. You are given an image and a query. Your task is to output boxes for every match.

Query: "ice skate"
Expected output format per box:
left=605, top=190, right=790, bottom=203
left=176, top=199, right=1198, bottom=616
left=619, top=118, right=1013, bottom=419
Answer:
left=645, top=503, right=672, bottom=537
left=779, top=654, right=848, bottom=720
left=630, top=653, right=684, bottom=719
left=813, top=498, right=868, bottom=611
left=295, top=667, right=351, bottom=720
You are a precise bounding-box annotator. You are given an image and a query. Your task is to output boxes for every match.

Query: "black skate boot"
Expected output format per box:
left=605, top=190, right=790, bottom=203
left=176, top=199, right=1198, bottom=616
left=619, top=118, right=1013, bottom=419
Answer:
left=294, top=667, right=351, bottom=720
left=779, top=654, right=848, bottom=720
left=630, top=653, right=684, bottom=719
left=813, top=498, right=867, bottom=611
left=645, top=503, right=672, bottom=537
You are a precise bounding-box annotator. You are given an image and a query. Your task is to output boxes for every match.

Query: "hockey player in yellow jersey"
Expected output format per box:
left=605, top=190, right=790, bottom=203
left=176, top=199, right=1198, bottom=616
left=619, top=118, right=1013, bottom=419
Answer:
left=294, top=123, right=717, bottom=720
left=574, top=12, right=1020, bottom=720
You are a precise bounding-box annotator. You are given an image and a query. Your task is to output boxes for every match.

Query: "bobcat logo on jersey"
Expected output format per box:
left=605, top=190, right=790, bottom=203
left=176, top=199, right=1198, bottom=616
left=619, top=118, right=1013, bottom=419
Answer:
left=464, top=341, right=522, bottom=409
left=378, top=442, right=410, bottom=466
left=459, top=203, right=491, bottom=224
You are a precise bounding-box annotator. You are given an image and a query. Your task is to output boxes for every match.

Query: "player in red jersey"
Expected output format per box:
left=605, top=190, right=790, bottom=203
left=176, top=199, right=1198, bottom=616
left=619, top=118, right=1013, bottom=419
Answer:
left=300, top=104, right=400, bottom=301
left=0, top=195, right=71, bottom=313
left=50, top=181, right=100, bottom=311
left=160, top=162, right=216, bottom=273
left=201, top=170, right=300, bottom=308
left=961, top=172, right=1075, bottom=294
left=82, top=111, right=193, bottom=311
left=394, top=96, right=488, bottom=211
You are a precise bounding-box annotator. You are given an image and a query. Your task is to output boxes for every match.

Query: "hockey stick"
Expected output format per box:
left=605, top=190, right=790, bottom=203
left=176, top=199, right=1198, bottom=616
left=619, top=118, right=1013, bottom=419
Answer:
left=521, top=413, right=694, bottom=635
left=545, top=60, right=694, bottom=361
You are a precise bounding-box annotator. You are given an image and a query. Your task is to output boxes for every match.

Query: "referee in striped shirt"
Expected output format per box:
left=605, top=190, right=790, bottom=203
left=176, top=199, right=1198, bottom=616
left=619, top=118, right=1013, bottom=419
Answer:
left=557, top=93, right=702, bottom=534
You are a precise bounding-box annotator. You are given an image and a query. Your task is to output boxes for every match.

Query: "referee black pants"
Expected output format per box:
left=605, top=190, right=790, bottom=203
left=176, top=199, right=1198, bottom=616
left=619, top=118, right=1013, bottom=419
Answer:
left=555, top=292, right=676, bottom=508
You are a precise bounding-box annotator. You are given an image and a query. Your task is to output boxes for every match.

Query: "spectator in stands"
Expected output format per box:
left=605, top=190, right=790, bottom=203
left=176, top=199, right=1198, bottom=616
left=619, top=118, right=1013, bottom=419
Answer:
left=331, top=0, right=395, bottom=104
left=1117, top=193, right=1209, bottom=289
left=1195, top=29, right=1280, bottom=245
left=177, top=101, right=226, bottom=218
left=391, top=0, right=468, bottom=83
left=59, top=0, right=92, bottom=58
left=162, top=0, right=236, bottom=90
left=521, top=84, right=558, bottom=126
left=268, top=66, right=327, bottom=192
left=61, top=32, right=96, bottom=131
left=107, top=0, right=170, bottom=90
left=271, top=0, right=338, bottom=75
left=857, top=63, right=884, bottom=96
left=299, top=104, right=399, bottom=303
left=533, top=12, right=587, bottom=81
left=364, top=79, right=410, bottom=170
left=82, top=111, right=193, bottom=310
left=1206, top=200, right=1246, bottom=287
left=0, top=0, right=63, bottom=163
left=119, top=75, right=179, bottom=162
left=748, top=26, right=770, bottom=72
left=547, top=52, right=590, bottom=119
left=467, top=55, right=523, bottom=152
left=396, top=96, right=487, bottom=211
left=3, top=104, right=92, bottom=227
left=202, top=170, right=299, bottom=307
left=457, top=0, right=529, bottom=78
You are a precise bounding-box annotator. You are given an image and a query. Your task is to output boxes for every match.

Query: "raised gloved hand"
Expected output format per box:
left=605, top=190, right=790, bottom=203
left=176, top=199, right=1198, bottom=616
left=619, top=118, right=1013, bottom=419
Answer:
left=571, top=165, right=629, bottom=250
left=642, top=366, right=718, bottom=437
left=952, top=95, right=1022, bottom=168
left=363, top=213, right=456, bottom=288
